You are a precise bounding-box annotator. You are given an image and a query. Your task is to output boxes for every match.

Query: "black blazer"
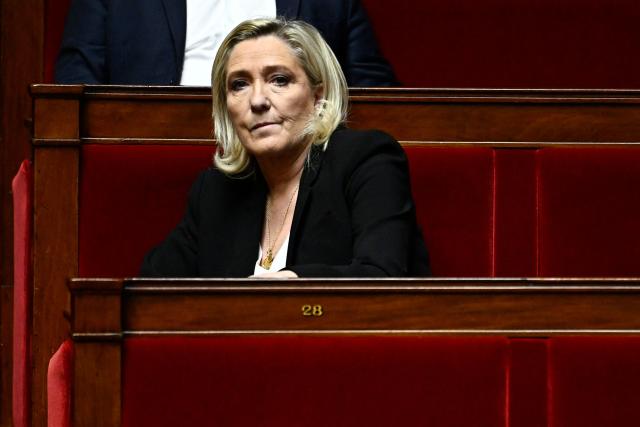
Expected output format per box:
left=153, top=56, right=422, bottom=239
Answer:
left=55, top=0, right=398, bottom=86
left=140, top=128, right=429, bottom=277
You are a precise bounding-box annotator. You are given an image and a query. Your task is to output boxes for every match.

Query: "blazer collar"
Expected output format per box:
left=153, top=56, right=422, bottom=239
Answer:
left=229, top=169, right=267, bottom=276
left=162, top=0, right=187, bottom=64
left=276, top=0, right=302, bottom=18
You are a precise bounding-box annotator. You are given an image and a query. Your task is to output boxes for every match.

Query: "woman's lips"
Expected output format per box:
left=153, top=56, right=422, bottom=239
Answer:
left=251, top=122, right=278, bottom=131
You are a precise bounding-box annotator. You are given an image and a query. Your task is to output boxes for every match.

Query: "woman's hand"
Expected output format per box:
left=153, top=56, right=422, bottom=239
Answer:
left=249, top=270, right=298, bottom=278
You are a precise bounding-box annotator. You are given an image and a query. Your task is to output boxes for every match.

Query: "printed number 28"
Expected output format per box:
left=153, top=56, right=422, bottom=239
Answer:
left=301, top=304, right=323, bottom=316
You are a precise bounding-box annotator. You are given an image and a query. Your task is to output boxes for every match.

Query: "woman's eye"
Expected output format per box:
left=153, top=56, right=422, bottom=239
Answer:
left=229, top=80, right=248, bottom=91
left=271, top=75, right=290, bottom=86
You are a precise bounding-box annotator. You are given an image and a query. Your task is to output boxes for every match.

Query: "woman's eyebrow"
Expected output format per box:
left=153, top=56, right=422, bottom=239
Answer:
left=226, top=69, right=251, bottom=81
left=261, top=65, right=292, bottom=74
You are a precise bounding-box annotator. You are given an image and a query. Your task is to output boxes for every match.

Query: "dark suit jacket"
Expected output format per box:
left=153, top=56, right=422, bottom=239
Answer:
left=140, top=128, right=430, bottom=277
left=55, top=0, right=398, bottom=86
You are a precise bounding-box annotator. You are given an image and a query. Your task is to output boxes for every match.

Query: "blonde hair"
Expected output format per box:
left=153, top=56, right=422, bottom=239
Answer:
left=211, top=18, right=348, bottom=175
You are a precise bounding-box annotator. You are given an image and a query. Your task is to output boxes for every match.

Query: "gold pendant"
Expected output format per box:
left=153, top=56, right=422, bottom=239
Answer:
left=262, top=250, right=274, bottom=270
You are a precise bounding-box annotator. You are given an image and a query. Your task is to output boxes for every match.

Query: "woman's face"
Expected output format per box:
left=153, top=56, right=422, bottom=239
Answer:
left=225, top=35, right=322, bottom=160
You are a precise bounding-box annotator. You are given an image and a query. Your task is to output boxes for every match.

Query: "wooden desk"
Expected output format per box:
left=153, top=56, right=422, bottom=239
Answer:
left=69, top=277, right=640, bottom=427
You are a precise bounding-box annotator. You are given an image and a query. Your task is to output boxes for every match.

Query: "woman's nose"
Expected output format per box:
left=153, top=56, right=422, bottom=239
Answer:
left=250, top=83, right=271, bottom=112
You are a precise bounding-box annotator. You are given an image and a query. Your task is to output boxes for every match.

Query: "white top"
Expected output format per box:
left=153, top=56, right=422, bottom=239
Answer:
left=180, top=0, right=277, bottom=86
left=254, top=234, right=290, bottom=275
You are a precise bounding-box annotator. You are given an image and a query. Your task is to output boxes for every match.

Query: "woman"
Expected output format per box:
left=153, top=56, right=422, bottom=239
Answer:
left=140, top=18, right=429, bottom=278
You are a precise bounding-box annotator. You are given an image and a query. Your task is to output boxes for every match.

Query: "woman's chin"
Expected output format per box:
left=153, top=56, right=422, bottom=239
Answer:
left=246, top=137, right=304, bottom=158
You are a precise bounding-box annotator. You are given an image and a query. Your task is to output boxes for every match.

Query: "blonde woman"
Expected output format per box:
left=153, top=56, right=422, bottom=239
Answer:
left=141, top=18, right=428, bottom=278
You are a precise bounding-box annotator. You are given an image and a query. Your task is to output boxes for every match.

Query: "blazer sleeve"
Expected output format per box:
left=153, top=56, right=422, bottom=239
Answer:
left=342, top=0, right=399, bottom=86
left=55, top=0, right=108, bottom=83
left=289, top=131, right=424, bottom=277
left=139, top=171, right=205, bottom=277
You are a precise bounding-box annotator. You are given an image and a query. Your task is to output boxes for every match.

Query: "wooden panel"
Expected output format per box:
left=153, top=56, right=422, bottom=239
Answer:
left=351, top=102, right=640, bottom=143
left=73, top=343, right=121, bottom=427
left=124, top=288, right=640, bottom=334
left=33, top=98, right=80, bottom=139
left=28, top=85, right=640, bottom=144
left=32, top=147, right=79, bottom=427
left=83, top=98, right=211, bottom=139
left=67, top=278, right=640, bottom=336
left=70, top=280, right=122, bottom=427
left=70, top=279, right=123, bottom=338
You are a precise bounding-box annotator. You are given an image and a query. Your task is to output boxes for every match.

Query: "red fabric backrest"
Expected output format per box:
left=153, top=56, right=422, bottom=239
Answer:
left=122, top=336, right=508, bottom=427
left=79, top=145, right=213, bottom=276
left=79, top=144, right=501, bottom=277
left=362, top=0, right=640, bottom=88
left=537, top=147, right=640, bottom=276
left=12, top=160, right=33, bottom=427
left=78, top=144, right=640, bottom=277
left=47, top=340, right=73, bottom=427
left=406, top=146, right=495, bottom=276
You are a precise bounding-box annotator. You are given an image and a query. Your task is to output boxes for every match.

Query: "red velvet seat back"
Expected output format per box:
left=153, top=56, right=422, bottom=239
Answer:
left=537, top=147, right=640, bottom=276
left=79, top=144, right=640, bottom=278
left=79, top=145, right=213, bottom=276
left=79, top=144, right=501, bottom=277
left=79, top=145, right=494, bottom=277
left=12, top=160, right=33, bottom=427
left=122, top=336, right=508, bottom=427
left=406, top=146, right=495, bottom=276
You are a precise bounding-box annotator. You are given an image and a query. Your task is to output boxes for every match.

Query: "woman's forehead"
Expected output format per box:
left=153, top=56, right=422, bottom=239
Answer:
left=226, top=36, right=301, bottom=74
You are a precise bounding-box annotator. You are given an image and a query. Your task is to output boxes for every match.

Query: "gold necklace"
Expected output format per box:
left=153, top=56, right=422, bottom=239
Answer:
left=261, top=184, right=299, bottom=269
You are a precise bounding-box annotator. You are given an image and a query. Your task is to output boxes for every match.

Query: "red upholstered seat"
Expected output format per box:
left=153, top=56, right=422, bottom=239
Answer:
left=12, top=160, right=33, bottom=427
left=122, top=336, right=508, bottom=427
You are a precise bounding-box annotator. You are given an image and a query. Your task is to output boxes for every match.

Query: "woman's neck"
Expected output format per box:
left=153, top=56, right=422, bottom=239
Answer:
left=257, top=143, right=310, bottom=196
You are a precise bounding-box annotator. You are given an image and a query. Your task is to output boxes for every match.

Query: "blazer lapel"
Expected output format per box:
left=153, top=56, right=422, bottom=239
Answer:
left=288, top=144, right=325, bottom=259
left=228, top=171, right=267, bottom=276
left=161, top=0, right=187, bottom=65
left=276, top=0, right=301, bottom=18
